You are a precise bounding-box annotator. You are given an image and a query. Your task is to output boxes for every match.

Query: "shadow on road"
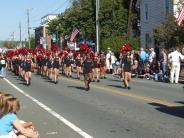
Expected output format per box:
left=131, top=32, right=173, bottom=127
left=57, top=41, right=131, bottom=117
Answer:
left=175, top=101, right=184, bottom=105
left=18, top=82, right=28, bottom=86
left=108, top=79, right=121, bottom=82
left=107, top=84, right=126, bottom=89
left=149, top=103, right=184, bottom=119
left=67, top=86, right=86, bottom=91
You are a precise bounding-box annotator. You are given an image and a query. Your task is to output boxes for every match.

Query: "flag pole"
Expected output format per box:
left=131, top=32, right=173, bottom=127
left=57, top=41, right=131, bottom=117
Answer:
left=96, top=0, right=100, bottom=53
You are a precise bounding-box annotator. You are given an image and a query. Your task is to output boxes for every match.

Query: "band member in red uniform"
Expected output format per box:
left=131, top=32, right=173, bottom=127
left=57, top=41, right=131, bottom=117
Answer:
left=41, top=54, right=47, bottom=77
left=83, top=53, right=94, bottom=91
left=100, top=52, right=106, bottom=79
left=75, top=53, right=82, bottom=79
left=53, top=53, right=60, bottom=84
left=24, top=54, right=33, bottom=86
left=92, top=53, right=100, bottom=82
left=123, top=52, right=132, bottom=89
left=65, top=55, right=73, bottom=78
left=46, top=54, right=53, bottom=80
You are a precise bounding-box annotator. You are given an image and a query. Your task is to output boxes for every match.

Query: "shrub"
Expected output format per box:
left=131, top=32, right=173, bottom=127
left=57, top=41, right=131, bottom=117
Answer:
left=101, top=36, right=140, bottom=56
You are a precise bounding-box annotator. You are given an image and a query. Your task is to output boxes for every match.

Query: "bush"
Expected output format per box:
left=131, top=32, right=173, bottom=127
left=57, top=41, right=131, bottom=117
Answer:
left=101, top=36, right=140, bottom=56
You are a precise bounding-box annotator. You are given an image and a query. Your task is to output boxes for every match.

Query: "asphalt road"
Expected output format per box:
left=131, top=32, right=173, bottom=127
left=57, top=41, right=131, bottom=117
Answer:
left=0, top=71, right=184, bottom=138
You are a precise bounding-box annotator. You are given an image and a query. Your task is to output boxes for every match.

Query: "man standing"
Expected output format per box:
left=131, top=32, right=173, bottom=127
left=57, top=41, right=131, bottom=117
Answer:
left=106, top=48, right=112, bottom=73
left=0, top=54, right=7, bottom=78
left=168, top=48, right=183, bottom=84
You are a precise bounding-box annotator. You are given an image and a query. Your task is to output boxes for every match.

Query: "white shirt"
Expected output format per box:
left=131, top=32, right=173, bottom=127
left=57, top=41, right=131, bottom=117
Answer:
left=149, top=51, right=156, bottom=63
left=168, top=50, right=183, bottom=64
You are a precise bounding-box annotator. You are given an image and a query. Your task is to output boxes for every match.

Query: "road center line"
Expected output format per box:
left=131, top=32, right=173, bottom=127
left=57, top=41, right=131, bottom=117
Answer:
left=3, top=78, right=94, bottom=138
left=62, top=77, right=180, bottom=107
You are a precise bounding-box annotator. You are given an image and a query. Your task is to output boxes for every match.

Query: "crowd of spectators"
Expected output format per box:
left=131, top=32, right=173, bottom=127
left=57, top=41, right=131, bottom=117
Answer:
left=109, top=47, right=184, bottom=84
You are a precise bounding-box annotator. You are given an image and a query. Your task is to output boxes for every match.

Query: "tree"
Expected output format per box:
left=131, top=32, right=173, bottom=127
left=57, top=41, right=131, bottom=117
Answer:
left=2, top=41, right=14, bottom=49
left=47, top=0, right=139, bottom=51
left=154, top=15, right=184, bottom=49
left=25, top=35, right=35, bottom=49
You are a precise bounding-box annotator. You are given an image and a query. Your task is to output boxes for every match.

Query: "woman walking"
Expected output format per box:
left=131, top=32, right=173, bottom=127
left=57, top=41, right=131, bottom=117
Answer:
left=123, top=52, right=132, bottom=90
left=24, top=54, right=33, bottom=86
left=83, top=53, right=94, bottom=91
left=53, top=53, right=60, bottom=84
left=92, top=53, right=100, bottom=82
left=75, top=53, right=82, bottom=79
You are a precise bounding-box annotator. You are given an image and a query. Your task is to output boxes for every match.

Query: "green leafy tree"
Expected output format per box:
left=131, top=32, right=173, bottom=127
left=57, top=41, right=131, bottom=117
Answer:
left=25, top=36, right=35, bottom=49
left=154, top=15, right=184, bottom=49
left=101, top=36, right=139, bottom=56
left=47, top=0, right=139, bottom=51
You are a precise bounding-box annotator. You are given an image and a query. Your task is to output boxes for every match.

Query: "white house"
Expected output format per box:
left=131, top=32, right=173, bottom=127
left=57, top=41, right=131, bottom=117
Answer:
left=35, top=14, right=58, bottom=49
left=41, top=14, right=58, bottom=26
left=137, top=0, right=182, bottom=48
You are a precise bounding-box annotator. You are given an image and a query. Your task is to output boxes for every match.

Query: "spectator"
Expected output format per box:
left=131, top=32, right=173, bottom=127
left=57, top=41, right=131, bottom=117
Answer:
left=160, top=48, right=168, bottom=75
left=168, top=47, right=184, bottom=84
left=139, top=48, right=148, bottom=62
left=139, top=48, right=148, bottom=75
left=154, top=60, right=163, bottom=81
left=111, top=52, right=117, bottom=75
left=0, top=94, right=39, bottom=138
left=0, top=54, right=7, bottom=78
left=148, top=48, right=156, bottom=64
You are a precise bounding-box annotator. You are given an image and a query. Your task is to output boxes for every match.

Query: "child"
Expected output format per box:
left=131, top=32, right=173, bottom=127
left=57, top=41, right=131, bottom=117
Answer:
left=0, top=96, right=39, bottom=138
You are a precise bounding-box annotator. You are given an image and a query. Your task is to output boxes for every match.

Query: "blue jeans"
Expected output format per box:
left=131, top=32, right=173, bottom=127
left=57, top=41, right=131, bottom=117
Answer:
left=0, top=67, right=6, bottom=77
left=162, top=62, right=167, bottom=74
left=155, top=72, right=163, bottom=81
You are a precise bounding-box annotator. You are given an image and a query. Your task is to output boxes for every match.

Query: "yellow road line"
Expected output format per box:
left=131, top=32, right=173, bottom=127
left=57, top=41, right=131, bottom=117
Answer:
left=60, top=77, right=180, bottom=107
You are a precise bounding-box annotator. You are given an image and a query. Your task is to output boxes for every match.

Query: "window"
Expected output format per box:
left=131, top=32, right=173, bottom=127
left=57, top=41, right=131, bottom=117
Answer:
left=145, top=33, right=150, bottom=48
left=145, top=3, right=149, bottom=21
left=165, top=0, right=170, bottom=15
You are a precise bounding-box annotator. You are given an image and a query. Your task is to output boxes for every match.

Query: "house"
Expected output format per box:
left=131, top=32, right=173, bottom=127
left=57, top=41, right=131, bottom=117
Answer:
left=35, top=14, right=58, bottom=49
left=137, top=0, right=181, bottom=48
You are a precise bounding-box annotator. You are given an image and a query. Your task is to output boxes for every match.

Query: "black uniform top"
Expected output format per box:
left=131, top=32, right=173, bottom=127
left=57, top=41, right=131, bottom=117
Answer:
left=20, top=60, right=25, bottom=68
left=123, top=56, right=131, bottom=72
left=41, top=57, right=47, bottom=66
left=53, top=57, right=60, bottom=68
left=25, top=59, right=32, bottom=71
left=47, top=58, right=53, bottom=68
left=93, top=57, right=98, bottom=68
left=63, top=57, right=67, bottom=64
left=65, top=57, right=71, bottom=67
left=75, top=58, right=81, bottom=67
left=83, top=57, right=93, bottom=74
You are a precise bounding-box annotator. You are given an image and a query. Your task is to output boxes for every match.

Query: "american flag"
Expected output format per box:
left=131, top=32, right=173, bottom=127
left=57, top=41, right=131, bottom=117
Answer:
left=177, top=5, right=184, bottom=26
left=70, top=27, right=79, bottom=42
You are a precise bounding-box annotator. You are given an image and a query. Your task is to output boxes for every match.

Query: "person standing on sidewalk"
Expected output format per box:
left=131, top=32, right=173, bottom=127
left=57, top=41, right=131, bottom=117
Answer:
left=168, top=47, right=184, bottom=84
left=0, top=54, right=7, bottom=78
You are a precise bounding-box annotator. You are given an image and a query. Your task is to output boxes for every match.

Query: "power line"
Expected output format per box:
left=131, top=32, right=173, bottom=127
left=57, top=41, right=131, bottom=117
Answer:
left=31, top=0, right=61, bottom=18
left=31, top=0, right=70, bottom=22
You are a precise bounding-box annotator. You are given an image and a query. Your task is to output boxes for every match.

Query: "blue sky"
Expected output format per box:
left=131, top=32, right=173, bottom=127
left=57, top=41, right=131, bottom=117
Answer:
left=0, top=0, right=70, bottom=41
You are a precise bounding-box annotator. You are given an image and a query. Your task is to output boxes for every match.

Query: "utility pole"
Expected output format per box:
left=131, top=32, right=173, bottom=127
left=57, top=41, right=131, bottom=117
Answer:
left=127, top=0, right=133, bottom=37
left=96, top=0, right=100, bottom=53
left=19, top=21, right=22, bottom=47
left=27, top=9, right=31, bottom=49
left=10, top=32, right=15, bottom=48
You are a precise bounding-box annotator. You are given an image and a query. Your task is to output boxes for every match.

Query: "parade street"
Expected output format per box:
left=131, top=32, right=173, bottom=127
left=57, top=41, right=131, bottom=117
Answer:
left=0, top=71, right=183, bottom=138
